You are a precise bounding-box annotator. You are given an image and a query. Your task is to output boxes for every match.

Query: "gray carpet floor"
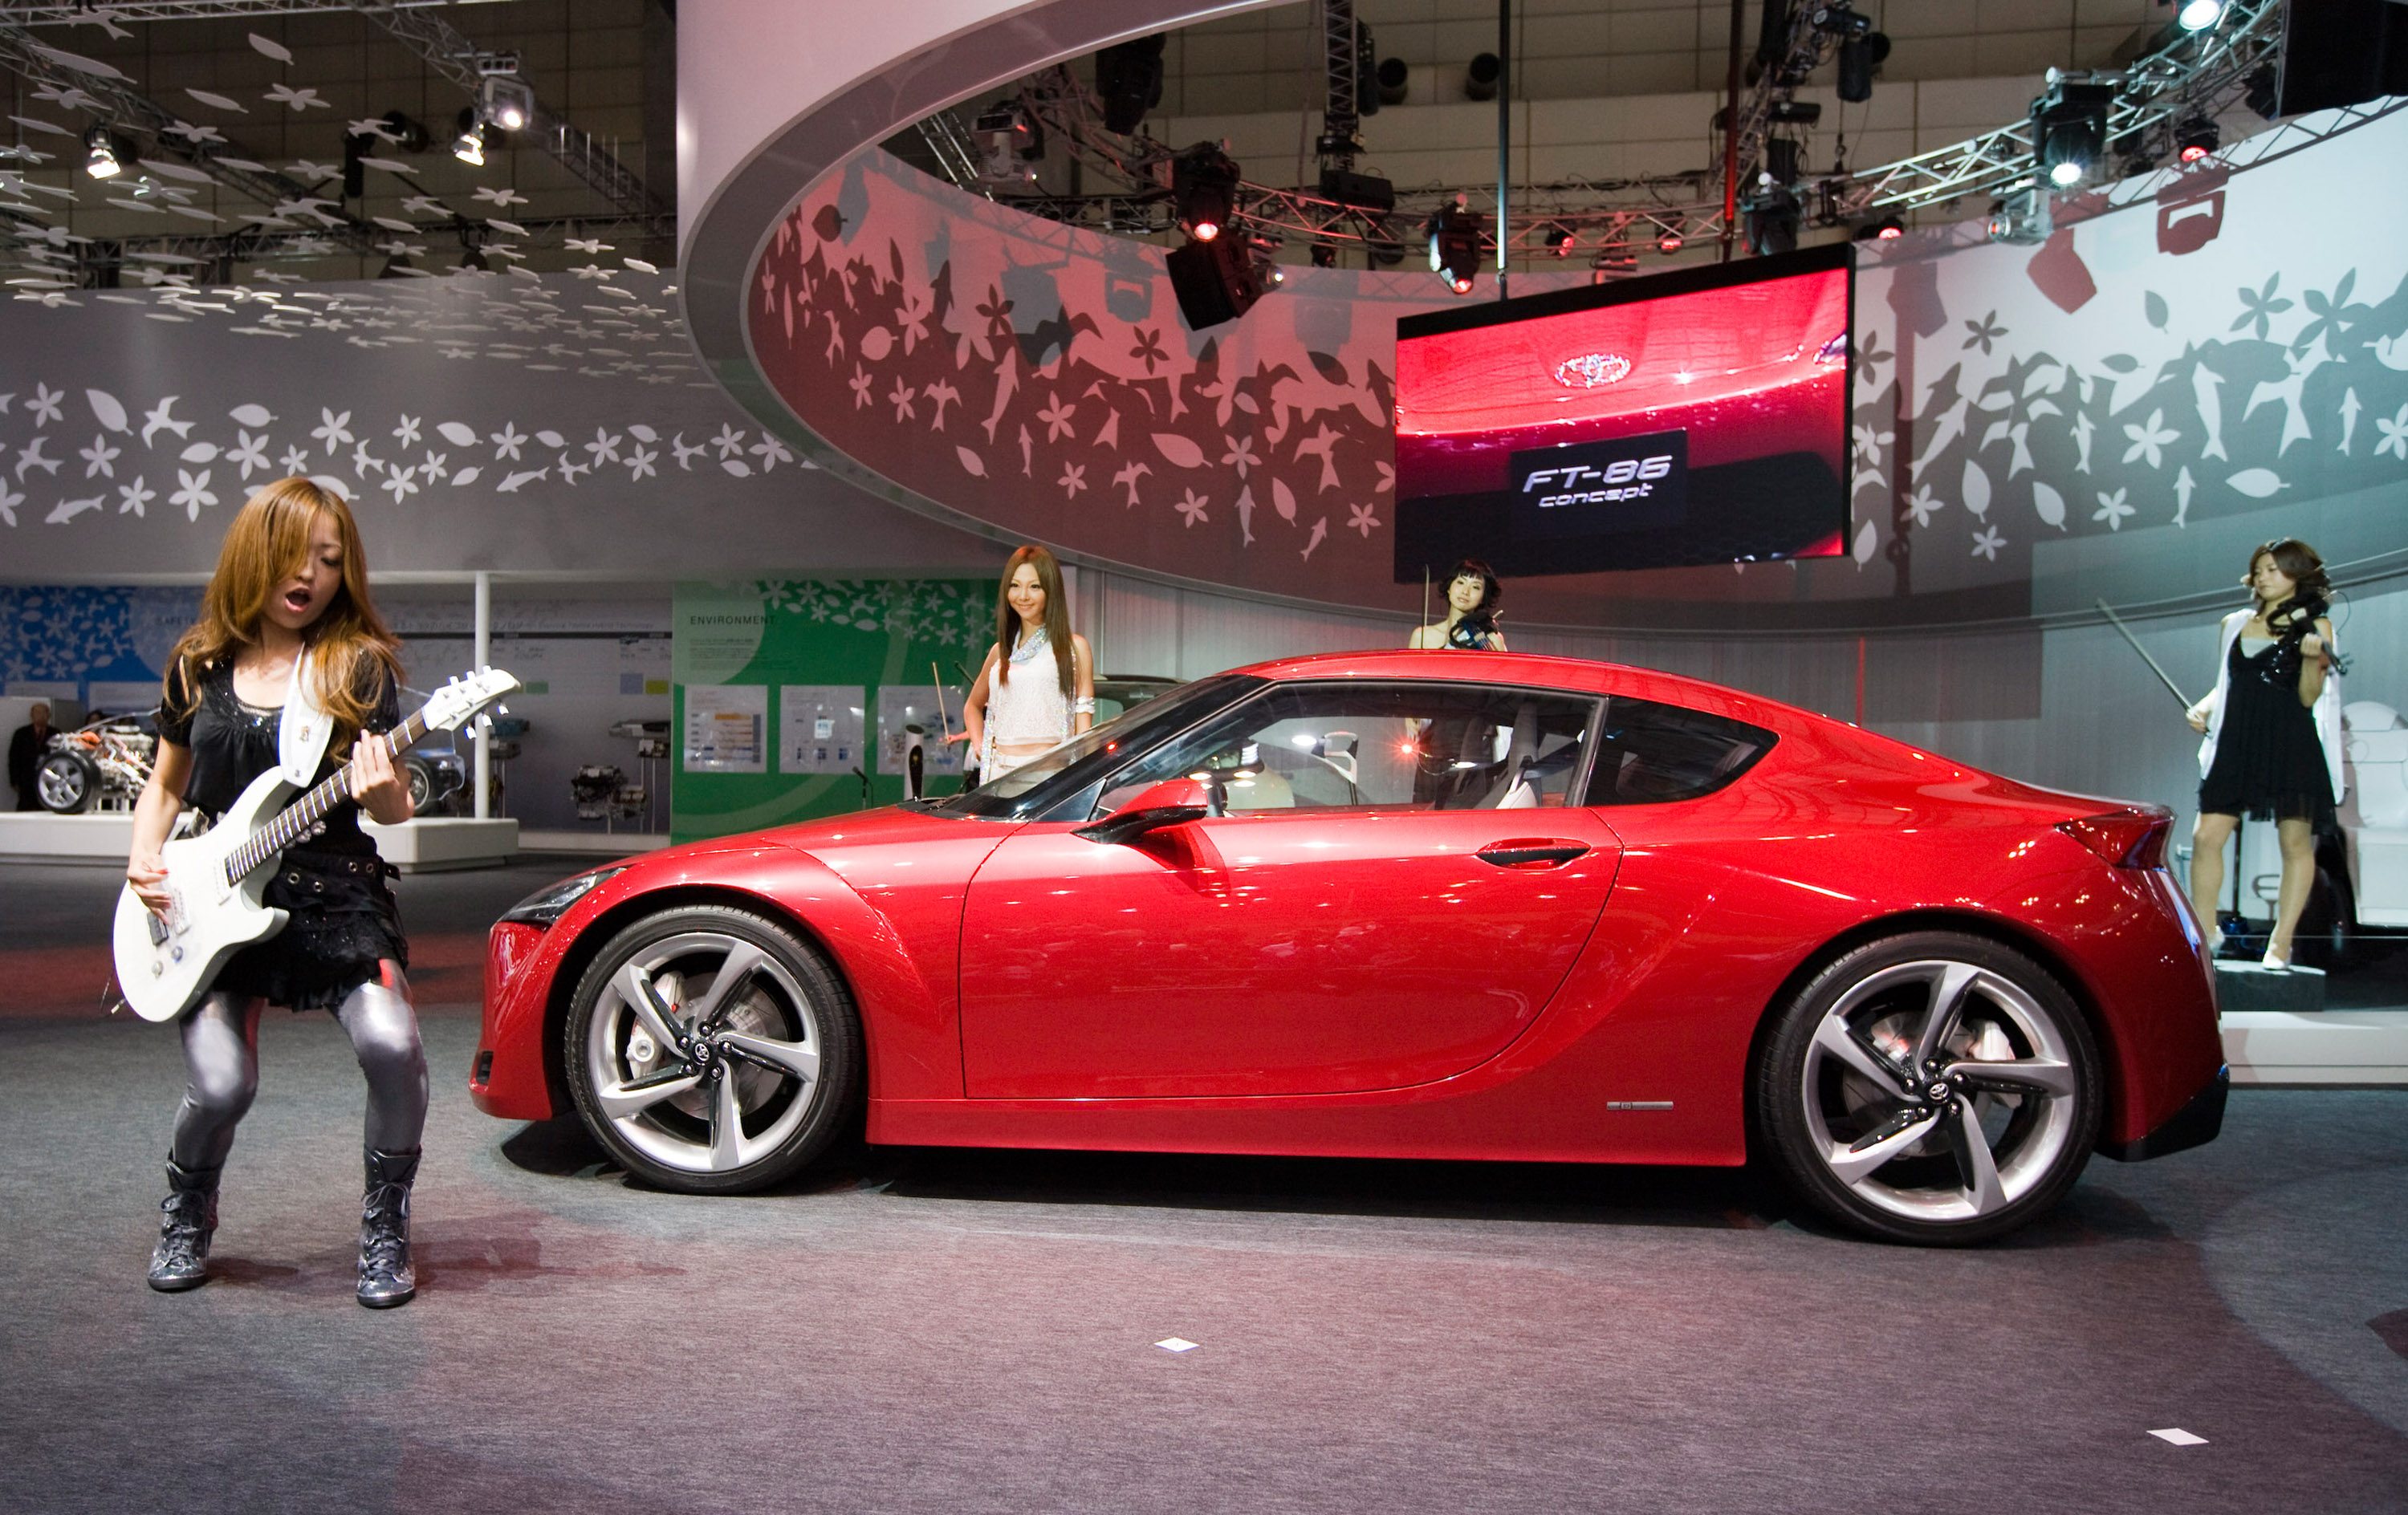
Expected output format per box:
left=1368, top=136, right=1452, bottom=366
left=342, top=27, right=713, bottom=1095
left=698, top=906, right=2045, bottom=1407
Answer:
left=1, top=1003, right=2405, bottom=1513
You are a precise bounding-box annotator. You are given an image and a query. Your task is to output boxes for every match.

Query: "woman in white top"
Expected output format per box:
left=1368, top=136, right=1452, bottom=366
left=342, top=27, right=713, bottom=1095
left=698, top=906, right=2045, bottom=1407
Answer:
left=957, top=545, right=1096, bottom=781
left=2182, top=538, right=2343, bottom=970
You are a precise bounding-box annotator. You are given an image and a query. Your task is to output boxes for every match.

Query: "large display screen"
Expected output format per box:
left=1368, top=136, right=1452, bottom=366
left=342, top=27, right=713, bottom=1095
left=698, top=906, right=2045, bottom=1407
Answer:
left=1393, top=243, right=1853, bottom=582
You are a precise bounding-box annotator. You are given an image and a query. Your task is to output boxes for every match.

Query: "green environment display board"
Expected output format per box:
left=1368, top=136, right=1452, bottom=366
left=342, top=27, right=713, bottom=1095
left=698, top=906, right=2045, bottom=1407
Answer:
left=671, top=579, right=990, bottom=843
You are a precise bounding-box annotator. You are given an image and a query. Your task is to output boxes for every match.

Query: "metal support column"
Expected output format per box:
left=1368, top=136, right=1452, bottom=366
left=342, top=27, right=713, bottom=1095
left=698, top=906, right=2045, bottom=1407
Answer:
left=472, top=571, right=491, bottom=820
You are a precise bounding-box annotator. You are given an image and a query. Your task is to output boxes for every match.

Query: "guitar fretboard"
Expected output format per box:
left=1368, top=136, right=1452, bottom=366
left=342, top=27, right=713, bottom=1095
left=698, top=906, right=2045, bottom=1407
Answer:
left=221, top=711, right=430, bottom=886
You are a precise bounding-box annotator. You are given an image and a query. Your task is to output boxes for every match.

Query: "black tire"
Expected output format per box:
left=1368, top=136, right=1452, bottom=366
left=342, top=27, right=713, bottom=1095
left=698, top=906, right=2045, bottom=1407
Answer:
left=35, top=751, right=99, bottom=814
left=403, top=758, right=437, bottom=814
left=563, top=904, right=862, bottom=1195
left=1756, top=931, right=2101, bottom=1246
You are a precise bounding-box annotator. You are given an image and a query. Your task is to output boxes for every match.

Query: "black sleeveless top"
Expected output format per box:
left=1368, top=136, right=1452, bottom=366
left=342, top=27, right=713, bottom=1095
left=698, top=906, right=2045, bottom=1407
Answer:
left=156, top=656, right=409, bottom=1009
left=157, top=658, right=400, bottom=854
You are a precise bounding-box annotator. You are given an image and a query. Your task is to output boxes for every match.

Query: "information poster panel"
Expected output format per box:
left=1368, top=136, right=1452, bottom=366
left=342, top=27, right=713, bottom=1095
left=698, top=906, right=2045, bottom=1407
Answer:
left=779, top=684, right=865, bottom=774
left=671, top=579, right=992, bottom=843
left=875, top=684, right=967, bottom=777
left=681, top=683, right=767, bottom=773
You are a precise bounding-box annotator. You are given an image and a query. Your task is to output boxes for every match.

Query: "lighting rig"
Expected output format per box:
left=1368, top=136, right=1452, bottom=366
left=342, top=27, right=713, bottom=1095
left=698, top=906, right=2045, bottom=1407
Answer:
left=899, top=0, right=2291, bottom=276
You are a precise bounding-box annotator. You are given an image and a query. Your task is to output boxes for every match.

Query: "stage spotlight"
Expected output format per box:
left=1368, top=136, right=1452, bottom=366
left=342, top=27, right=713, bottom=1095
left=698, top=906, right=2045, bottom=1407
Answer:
left=1855, top=214, right=1904, bottom=241
left=452, top=112, right=487, bottom=166
left=1837, top=30, right=1889, bottom=103
left=1172, top=142, right=1240, bottom=242
left=1543, top=221, right=1576, bottom=257
left=1377, top=56, right=1409, bottom=106
left=2243, top=62, right=2280, bottom=119
left=1742, top=183, right=1800, bottom=256
left=1426, top=197, right=1484, bottom=294
left=972, top=104, right=1044, bottom=185
left=1590, top=251, right=1638, bottom=282
left=1657, top=229, right=1684, bottom=254
left=1464, top=51, right=1500, bottom=102
left=1310, top=241, right=1336, bottom=269
left=83, top=124, right=124, bottom=179
left=1094, top=34, right=1166, bottom=135
left=2032, top=74, right=2113, bottom=189
left=1166, top=229, right=1263, bottom=329
left=479, top=74, right=535, bottom=134
left=2175, top=116, right=2220, bottom=163
left=2176, top=0, right=2223, bottom=31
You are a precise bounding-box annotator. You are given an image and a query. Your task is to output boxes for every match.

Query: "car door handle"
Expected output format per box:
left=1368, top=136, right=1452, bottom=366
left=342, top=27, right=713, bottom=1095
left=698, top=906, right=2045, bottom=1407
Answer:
left=1475, top=839, right=1590, bottom=869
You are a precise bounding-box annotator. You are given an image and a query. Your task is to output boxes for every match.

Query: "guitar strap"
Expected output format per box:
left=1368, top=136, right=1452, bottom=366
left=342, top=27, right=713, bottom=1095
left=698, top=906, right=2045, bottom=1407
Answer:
left=277, top=646, right=333, bottom=786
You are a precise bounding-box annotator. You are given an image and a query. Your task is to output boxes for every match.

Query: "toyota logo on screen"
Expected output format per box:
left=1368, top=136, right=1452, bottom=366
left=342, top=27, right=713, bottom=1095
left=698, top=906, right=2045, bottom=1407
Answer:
left=1553, top=352, right=1633, bottom=388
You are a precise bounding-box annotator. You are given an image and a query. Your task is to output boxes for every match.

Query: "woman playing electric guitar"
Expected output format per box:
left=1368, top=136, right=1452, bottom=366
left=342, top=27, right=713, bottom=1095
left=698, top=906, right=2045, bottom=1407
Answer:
left=126, top=478, right=427, bottom=1306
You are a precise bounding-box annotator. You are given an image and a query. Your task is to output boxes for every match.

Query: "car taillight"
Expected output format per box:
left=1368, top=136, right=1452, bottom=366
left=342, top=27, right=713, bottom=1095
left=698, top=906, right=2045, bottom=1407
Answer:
left=2058, top=808, right=2172, bottom=869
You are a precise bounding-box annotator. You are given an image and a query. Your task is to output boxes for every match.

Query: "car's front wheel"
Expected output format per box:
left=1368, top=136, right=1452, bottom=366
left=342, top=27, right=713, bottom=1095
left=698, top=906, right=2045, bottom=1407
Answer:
left=563, top=904, right=861, bottom=1194
left=1758, top=931, right=2101, bottom=1245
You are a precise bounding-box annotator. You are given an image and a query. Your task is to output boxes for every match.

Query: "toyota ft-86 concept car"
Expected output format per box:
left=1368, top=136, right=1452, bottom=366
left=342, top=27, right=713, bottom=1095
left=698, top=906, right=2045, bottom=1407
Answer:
left=472, top=652, right=2226, bottom=1245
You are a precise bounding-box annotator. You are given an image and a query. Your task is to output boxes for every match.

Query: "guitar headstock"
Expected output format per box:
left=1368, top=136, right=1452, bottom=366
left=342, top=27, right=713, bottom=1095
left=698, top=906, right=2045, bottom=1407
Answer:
left=424, top=667, right=523, bottom=732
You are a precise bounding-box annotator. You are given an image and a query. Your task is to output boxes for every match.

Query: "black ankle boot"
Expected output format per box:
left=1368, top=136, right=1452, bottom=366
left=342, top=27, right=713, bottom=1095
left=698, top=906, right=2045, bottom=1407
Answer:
left=357, top=1147, right=420, bottom=1309
left=148, top=1159, right=221, bottom=1293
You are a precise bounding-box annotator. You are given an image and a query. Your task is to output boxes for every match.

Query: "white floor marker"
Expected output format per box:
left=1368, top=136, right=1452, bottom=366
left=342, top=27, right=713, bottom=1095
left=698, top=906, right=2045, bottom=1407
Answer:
left=1155, top=1338, right=1199, bottom=1353
left=2149, top=1428, right=2208, bottom=1446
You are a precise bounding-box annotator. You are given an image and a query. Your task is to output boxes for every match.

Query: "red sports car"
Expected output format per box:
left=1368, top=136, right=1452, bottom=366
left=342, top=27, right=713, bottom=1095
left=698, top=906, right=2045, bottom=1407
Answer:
left=472, top=652, right=2226, bottom=1245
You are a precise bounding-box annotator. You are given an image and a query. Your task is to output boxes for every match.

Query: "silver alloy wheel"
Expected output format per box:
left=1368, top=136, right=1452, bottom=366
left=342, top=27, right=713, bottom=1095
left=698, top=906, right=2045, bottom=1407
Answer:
left=582, top=929, right=825, bottom=1176
left=35, top=753, right=93, bottom=813
left=1797, top=957, right=2081, bottom=1225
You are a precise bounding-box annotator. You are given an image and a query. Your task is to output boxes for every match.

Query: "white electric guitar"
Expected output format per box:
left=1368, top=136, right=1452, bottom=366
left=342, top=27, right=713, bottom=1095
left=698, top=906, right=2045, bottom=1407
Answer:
left=112, top=668, right=521, bottom=1022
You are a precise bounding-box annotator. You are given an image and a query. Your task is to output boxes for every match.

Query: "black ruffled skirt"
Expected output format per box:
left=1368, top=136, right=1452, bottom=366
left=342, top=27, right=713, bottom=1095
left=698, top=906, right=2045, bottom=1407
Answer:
left=2199, top=664, right=2334, bottom=827
left=214, top=847, right=409, bottom=1012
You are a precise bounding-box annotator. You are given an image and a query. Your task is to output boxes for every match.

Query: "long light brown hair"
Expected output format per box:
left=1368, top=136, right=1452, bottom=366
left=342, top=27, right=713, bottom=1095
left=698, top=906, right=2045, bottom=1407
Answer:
left=993, top=543, right=1076, bottom=696
left=165, top=477, right=401, bottom=752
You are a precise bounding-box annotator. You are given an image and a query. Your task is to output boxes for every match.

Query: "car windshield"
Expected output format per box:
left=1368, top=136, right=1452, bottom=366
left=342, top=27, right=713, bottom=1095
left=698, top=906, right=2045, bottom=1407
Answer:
left=937, top=674, right=1261, bottom=820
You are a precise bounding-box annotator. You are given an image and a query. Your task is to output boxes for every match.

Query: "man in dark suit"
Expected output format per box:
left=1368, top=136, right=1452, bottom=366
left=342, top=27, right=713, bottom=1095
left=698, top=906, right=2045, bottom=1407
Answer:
left=9, top=703, right=54, bottom=810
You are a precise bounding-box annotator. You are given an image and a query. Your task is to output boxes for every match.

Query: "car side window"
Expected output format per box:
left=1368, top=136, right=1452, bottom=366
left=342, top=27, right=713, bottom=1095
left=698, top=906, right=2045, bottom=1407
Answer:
left=1092, top=683, right=1599, bottom=817
left=1582, top=695, right=1775, bottom=806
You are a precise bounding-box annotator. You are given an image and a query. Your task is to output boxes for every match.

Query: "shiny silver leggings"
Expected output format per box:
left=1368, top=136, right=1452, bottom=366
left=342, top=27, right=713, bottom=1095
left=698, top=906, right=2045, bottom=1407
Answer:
left=170, top=965, right=428, bottom=1169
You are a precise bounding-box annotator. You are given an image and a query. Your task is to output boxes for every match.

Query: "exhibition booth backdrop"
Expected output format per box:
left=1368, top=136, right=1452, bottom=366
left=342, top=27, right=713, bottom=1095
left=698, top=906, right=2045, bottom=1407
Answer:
left=734, top=102, right=2408, bottom=631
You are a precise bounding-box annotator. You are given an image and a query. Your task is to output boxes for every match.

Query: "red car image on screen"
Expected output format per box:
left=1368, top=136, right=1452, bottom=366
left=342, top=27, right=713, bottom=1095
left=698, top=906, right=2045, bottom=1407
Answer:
left=471, top=652, right=2226, bottom=1245
left=1393, top=247, right=1853, bottom=579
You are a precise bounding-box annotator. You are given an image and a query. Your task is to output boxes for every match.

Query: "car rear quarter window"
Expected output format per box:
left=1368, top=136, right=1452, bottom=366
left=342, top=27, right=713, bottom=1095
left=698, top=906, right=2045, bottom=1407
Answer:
left=1584, top=695, right=1776, bottom=806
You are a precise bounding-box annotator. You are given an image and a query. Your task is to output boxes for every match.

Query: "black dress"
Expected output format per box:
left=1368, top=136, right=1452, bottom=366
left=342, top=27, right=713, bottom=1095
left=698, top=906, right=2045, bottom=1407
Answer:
left=156, top=657, right=409, bottom=1012
left=2198, top=633, right=2333, bottom=827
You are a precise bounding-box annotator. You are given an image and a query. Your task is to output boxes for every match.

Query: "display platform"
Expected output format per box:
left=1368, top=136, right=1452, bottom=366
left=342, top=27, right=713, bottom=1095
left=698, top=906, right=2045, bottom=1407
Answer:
left=0, top=812, right=516, bottom=873
left=2215, top=960, right=2325, bottom=1013
left=2222, top=1009, right=2408, bottom=1086
left=519, top=829, right=669, bottom=855
left=359, top=818, right=518, bottom=872
left=0, top=812, right=133, bottom=867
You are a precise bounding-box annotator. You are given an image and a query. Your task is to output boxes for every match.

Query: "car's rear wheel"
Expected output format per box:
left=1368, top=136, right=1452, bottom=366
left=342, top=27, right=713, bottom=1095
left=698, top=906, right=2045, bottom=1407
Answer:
left=1758, top=931, right=2101, bottom=1245
left=563, top=904, right=860, bottom=1194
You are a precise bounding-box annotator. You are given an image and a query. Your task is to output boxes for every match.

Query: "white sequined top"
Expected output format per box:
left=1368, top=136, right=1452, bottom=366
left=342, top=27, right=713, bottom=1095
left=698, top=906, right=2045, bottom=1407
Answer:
left=982, top=629, right=1073, bottom=778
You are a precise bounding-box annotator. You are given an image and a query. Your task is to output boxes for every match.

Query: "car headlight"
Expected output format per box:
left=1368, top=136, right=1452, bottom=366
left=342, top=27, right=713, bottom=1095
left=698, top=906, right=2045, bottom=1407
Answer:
left=500, top=867, right=626, bottom=928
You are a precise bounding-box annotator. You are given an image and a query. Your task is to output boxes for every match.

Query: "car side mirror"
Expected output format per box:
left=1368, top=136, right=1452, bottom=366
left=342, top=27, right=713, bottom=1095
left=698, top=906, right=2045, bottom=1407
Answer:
left=1072, top=778, right=1212, bottom=846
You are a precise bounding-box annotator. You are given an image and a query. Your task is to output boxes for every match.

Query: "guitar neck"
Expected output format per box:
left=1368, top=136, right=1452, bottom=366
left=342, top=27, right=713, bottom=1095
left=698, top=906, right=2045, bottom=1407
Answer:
left=222, top=710, right=429, bottom=883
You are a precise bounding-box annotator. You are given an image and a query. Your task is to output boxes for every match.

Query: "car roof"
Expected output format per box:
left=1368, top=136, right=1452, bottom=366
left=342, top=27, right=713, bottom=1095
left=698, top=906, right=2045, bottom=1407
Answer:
left=1224, top=648, right=1769, bottom=714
